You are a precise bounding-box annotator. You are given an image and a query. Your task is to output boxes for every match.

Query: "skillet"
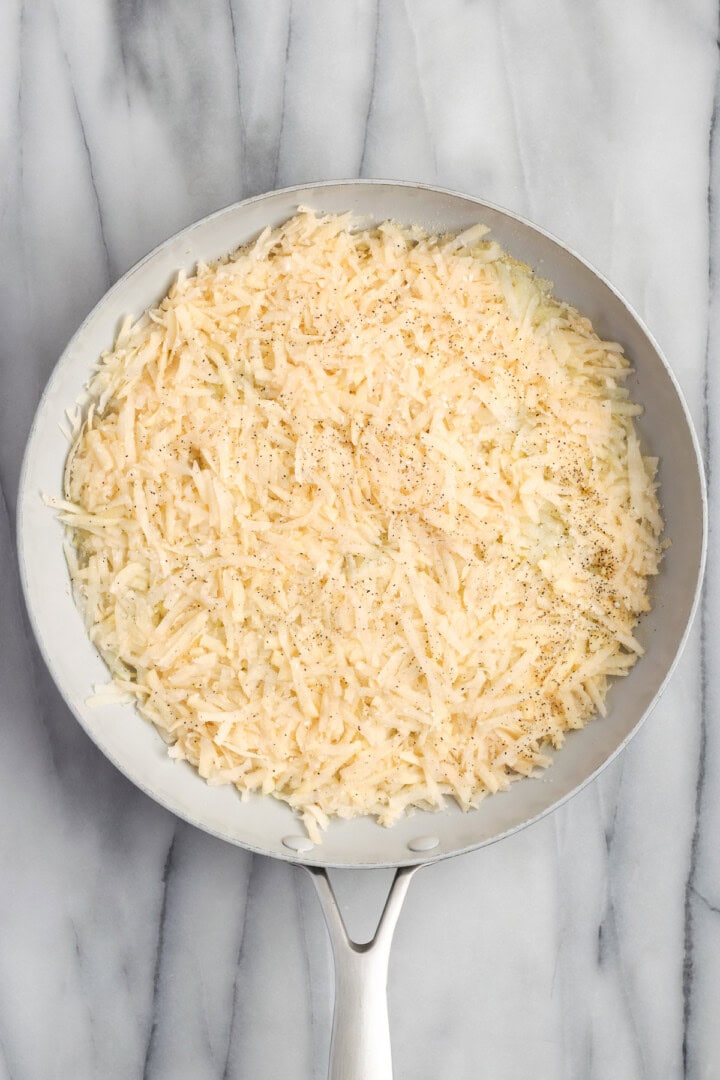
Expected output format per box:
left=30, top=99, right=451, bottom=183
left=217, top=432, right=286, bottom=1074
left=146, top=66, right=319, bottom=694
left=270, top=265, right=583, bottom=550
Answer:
left=17, top=180, right=707, bottom=1079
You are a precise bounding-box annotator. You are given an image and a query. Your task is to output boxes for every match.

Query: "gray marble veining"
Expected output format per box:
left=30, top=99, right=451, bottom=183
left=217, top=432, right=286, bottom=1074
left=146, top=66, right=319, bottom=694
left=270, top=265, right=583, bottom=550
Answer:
left=0, top=2, right=718, bottom=1077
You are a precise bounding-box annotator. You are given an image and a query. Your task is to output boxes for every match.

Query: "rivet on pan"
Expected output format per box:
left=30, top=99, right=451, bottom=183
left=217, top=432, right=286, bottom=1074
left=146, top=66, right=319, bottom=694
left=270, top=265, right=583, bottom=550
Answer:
left=282, top=835, right=315, bottom=853
left=407, top=835, right=440, bottom=852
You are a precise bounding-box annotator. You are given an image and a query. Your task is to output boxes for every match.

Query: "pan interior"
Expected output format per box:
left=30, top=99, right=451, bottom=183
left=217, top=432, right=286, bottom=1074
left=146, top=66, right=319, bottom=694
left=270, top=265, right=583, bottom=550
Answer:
left=17, top=181, right=706, bottom=868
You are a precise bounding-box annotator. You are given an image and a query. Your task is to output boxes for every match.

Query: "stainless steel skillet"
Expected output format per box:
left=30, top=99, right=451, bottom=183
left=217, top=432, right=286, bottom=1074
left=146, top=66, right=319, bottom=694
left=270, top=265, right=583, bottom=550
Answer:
left=17, top=180, right=707, bottom=1079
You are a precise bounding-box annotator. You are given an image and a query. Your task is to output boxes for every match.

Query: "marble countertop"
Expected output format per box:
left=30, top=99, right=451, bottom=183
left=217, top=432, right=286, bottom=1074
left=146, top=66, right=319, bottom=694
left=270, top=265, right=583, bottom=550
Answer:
left=1, top=2, right=718, bottom=1077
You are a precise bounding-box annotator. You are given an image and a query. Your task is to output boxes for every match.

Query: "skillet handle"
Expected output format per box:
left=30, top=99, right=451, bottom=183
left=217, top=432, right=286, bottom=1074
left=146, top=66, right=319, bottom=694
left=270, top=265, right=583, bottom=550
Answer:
left=305, top=865, right=420, bottom=1080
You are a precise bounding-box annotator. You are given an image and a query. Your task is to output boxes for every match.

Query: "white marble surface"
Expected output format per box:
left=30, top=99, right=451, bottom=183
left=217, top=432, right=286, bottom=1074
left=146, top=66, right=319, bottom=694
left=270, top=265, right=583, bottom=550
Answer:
left=0, top=2, right=718, bottom=1077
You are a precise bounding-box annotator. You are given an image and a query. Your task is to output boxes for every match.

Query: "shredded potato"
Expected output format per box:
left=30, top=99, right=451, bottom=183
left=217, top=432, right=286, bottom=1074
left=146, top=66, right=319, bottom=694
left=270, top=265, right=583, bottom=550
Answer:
left=57, top=210, right=663, bottom=841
